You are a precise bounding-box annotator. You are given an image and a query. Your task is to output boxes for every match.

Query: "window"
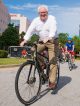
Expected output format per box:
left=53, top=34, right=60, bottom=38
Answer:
left=11, top=20, right=20, bottom=27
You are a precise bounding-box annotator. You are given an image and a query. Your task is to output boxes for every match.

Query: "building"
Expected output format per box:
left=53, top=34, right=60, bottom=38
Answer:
left=0, top=0, right=10, bottom=34
left=10, top=13, right=30, bottom=34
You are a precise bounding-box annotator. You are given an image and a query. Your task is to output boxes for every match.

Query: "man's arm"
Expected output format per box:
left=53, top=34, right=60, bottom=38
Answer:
left=72, top=44, right=75, bottom=51
left=20, top=40, right=27, bottom=46
left=20, top=19, right=36, bottom=46
left=65, top=46, right=68, bottom=52
left=65, top=43, right=68, bottom=53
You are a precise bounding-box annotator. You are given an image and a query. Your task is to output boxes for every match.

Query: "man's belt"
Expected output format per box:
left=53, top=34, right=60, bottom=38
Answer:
left=38, top=41, right=44, bottom=44
left=38, top=38, right=58, bottom=44
left=38, top=39, right=53, bottom=44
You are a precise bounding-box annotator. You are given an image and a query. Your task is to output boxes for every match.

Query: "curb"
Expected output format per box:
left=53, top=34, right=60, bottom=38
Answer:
left=0, top=60, right=79, bottom=68
left=0, top=64, right=20, bottom=68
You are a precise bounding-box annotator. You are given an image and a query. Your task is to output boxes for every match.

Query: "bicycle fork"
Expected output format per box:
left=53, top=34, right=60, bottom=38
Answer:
left=27, top=64, right=36, bottom=84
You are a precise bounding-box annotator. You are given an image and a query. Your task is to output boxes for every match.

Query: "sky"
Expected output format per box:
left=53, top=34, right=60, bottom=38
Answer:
left=3, top=0, right=80, bottom=36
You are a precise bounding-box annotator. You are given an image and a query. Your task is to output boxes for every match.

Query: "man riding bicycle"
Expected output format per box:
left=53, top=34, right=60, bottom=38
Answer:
left=20, top=5, right=58, bottom=89
left=65, top=37, right=75, bottom=65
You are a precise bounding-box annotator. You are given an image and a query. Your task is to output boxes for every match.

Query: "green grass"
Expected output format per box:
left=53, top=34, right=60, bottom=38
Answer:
left=0, top=57, right=79, bottom=65
left=75, top=57, right=80, bottom=60
left=76, top=58, right=80, bottom=60
left=0, top=58, right=27, bottom=65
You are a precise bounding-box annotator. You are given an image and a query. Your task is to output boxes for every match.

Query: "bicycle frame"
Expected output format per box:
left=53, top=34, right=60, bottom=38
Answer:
left=32, top=44, right=50, bottom=76
left=65, top=52, right=73, bottom=71
left=26, top=43, right=59, bottom=84
left=66, top=51, right=73, bottom=62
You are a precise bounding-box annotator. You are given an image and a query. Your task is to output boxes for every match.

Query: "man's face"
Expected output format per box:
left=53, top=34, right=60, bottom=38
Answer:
left=39, top=7, right=48, bottom=22
left=68, top=40, right=71, bottom=43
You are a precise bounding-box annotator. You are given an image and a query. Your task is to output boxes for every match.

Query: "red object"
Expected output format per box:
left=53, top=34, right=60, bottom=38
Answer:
left=61, top=47, right=66, bottom=53
left=21, top=49, right=27, bottom=55
left=67, top=50, right=75, bottom=56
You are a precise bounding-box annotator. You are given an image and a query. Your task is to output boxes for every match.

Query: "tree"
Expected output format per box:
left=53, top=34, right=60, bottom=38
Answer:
left=26, top=34, right=39, bottom=45
left=58, top=33, right=69, bottom=46
left=19, top=31, right=25, bottom=43
left=72, top=36, right=80, bottom=53
left=0, top=24, right=19, bottom=50
left=29, top=34, right=39, bottom=43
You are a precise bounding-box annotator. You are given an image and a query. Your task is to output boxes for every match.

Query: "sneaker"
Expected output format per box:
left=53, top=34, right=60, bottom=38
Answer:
left=48, top=82, right=56, bottom=90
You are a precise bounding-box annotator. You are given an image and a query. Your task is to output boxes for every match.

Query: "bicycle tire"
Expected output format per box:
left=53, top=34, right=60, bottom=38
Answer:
left=15, top=61, right=41, bottom=105
left=68, top=59, right=73, bottom=71
left=56, top=59, right=60, bottom=86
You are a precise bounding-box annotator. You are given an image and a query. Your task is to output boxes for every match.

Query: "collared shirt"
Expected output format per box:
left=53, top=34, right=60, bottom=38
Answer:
left=24, top=15, right=58, bottom=41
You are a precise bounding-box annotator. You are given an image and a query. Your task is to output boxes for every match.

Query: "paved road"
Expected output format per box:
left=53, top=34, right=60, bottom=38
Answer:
left=0, top=61, right=80, bottom=106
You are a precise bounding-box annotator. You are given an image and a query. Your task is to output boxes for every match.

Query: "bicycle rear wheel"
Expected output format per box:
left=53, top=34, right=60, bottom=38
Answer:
left=15, top=61, right=41, bottom=105
left=56, top=59, right=60, bottom=86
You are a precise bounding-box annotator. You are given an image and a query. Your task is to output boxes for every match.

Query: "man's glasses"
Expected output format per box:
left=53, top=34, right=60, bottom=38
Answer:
left=40, top=14, right=47, bottom=17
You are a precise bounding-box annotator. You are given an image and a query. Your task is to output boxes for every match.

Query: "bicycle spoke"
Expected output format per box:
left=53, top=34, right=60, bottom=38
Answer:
left=15, top=61, right=41, bottom=105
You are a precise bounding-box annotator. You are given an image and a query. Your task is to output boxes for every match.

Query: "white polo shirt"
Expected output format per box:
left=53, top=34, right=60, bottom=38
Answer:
left=24, top=15, right=58, bottom=41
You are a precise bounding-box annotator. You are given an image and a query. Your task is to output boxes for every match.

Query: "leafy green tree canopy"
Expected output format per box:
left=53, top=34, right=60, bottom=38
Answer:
left=0, top=24, right=19, bottom=49
left=58, top=33, right=69, bottom=46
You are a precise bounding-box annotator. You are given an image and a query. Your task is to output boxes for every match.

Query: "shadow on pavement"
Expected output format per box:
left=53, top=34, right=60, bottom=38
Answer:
left=51, top=76, right=72, bottom=94
left=28, top=88, right=50, bottom=106
left=25, top=88, right=50, bottom=106
left=25, top=76, right=72, bottom=106
left=73, top=65, right=78, bottom=69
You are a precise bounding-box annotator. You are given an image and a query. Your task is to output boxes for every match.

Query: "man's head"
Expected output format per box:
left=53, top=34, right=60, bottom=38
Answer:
left=38, top=5, right=48, bottom=22
left=67, top=37, right=72, bottom=43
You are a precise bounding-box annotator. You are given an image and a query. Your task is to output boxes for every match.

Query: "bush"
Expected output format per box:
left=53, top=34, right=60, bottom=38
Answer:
left=0, top=50, right=8, bottom=58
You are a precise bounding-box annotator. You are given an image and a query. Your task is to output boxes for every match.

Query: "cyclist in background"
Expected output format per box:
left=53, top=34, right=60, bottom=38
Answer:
left=65, top=37, right=75, bottom=65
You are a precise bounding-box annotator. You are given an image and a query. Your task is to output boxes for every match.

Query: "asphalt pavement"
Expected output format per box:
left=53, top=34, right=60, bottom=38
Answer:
left=0, top=61, right=80, bottom=106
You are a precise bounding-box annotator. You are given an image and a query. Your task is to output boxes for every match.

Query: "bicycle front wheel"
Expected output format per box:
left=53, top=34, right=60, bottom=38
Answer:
left=68, top=59, right=73, bottom=71
left=15, top=61, right=41, bottom=105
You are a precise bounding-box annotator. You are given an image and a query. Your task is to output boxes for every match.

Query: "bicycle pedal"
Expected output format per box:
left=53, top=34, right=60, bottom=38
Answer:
left=41, top=75, right=48, bottom=85
left=41, top=79, right=45, bottom=85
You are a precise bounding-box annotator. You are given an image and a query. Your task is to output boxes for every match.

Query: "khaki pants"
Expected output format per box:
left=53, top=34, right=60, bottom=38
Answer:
left=37, top=38, right=59, bottom=83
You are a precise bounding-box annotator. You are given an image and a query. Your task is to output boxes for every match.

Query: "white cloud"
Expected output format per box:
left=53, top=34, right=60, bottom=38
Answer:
left=10, top=3, right=40, bottom=10
left=9, top=3, right=80, bottom=35
left=10, top=6, right=24, bottom=10
left=48, top=5, right=80, bottom=35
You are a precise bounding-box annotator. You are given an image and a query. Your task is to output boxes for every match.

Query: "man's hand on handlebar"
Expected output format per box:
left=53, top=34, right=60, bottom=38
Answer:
left=43, top=37, right=52, bottom=43
left=20, top=40, right=27, bottom=47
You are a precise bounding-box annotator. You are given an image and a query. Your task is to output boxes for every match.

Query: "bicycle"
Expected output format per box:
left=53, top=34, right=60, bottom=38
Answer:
left=58, top=52, right=65, bottom=63
left=65, top=51, right=74, bottom=71
left=15, top=43, right=60, bottom=105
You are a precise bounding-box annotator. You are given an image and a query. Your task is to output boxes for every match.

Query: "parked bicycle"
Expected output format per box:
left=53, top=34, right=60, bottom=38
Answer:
left=15, top=43, right=60, bottom=105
